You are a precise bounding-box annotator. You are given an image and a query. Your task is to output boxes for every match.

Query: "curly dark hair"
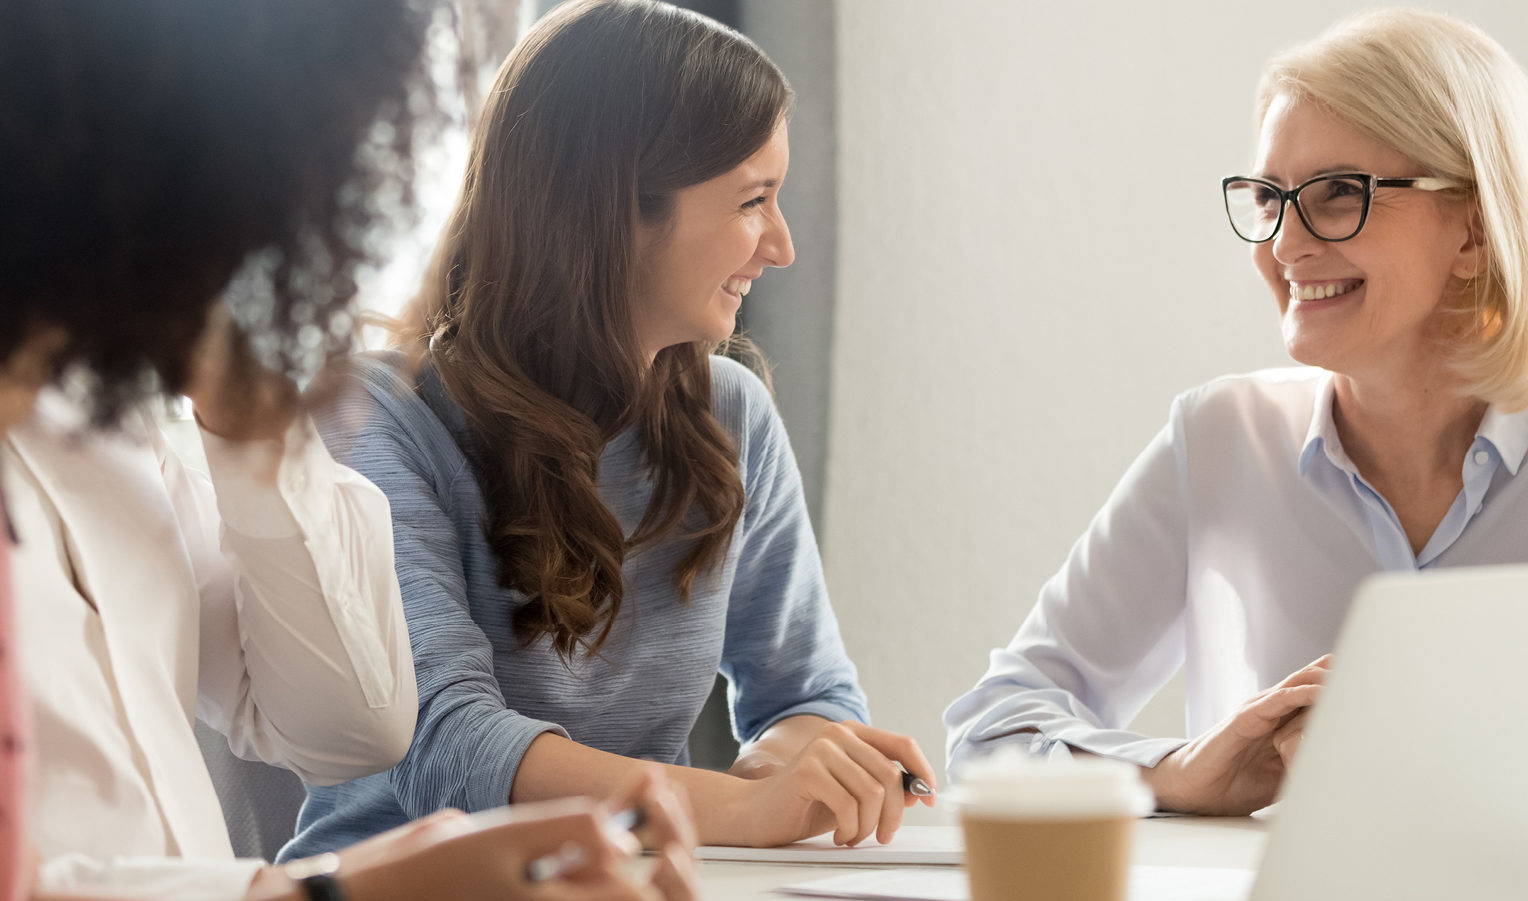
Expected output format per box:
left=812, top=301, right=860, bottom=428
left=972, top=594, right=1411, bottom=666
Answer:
left=0, top=0, right=439, bottom=421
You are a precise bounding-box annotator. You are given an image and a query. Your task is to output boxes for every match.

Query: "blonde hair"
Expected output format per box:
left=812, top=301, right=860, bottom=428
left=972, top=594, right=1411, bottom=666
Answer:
left=1259, top=8, right=1528, bottom=409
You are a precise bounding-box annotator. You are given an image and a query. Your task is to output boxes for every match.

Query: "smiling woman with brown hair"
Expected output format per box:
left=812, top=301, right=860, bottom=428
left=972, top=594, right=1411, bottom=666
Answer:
left=281, top=0, right=936, bottom=858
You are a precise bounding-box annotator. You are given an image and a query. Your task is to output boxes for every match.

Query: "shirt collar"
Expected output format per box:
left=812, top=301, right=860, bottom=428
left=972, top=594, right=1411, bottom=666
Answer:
left=1477, top=404, right=1528, bottom=476
left=1298, top=370, right=1528, bottom=478
left=1298, top=372, right=1347, bottom=477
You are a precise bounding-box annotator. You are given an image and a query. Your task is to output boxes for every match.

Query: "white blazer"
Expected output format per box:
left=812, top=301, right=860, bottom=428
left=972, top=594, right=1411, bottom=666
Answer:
left=5, top=392, right=416, bottom=900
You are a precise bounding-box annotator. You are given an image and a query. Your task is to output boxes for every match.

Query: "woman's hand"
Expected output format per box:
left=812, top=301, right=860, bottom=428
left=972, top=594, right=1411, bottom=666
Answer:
left=183, top=304, right=297, bottom=443
left=250, top=770, right=699, bottom=901
left=603, top=768, right=699, bottom=900
left=725, top=719, right=937, bottom=848
left=1143, top=656, right=1330, bottom=815
left=1271, top=707, right=1310, bottom=768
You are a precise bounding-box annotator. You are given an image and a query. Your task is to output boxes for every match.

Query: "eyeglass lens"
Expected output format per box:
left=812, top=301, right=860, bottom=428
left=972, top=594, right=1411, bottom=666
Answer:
left=1224, top=175, right=1368, bottom=242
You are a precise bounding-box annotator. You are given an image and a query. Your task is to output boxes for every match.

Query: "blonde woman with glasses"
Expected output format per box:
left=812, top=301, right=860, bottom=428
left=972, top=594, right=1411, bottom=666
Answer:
left=948, top=8, right=1528, bottom=816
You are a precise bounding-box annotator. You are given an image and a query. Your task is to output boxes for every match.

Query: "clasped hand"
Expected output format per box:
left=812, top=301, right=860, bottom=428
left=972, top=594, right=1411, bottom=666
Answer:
left=1145, top=655, right=1330, bottom=815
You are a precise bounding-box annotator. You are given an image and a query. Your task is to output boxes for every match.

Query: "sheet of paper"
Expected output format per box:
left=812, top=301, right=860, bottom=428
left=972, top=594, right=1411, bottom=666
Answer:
left=775, top=865, right=1256, bottom=901
left=777, top=868, right=965, bottom=900
left=697, top=825, right=964, bottom=866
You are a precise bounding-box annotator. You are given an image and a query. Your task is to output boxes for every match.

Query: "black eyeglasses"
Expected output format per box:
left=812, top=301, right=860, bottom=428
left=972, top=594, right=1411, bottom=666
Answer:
left=1221, top=172, right=1465, bottom=243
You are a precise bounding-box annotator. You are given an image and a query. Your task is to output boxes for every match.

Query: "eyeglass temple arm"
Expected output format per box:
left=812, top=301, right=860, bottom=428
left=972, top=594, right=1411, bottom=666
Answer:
left=1373, top=176, right=1463, bottom=191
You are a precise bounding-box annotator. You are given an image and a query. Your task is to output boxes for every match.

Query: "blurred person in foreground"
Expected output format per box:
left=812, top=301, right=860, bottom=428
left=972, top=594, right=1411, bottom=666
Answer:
left=0, top=1, right=698, bottom=899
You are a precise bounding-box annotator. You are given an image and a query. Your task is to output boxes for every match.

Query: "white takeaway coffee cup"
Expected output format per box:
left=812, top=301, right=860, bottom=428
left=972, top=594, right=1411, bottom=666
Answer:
left=948, top=749, right=1154, bottom=901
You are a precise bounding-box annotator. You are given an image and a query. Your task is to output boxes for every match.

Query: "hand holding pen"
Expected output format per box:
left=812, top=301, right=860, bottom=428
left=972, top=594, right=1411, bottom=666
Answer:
left=728, top=719, right=937, bottom=849
left=282, top=770, right=698, bottom=901
left=899, top=762, right=935, bottom=798
left=523, top=769, right=699, bottom=899
left=525, top=806, right=645, bottom=882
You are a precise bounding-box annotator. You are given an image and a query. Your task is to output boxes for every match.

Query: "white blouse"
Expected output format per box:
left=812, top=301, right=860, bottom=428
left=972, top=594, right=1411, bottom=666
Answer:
left=945, top=367, right=1528, bottom=776
left=5, top=392, right=416, bottom=900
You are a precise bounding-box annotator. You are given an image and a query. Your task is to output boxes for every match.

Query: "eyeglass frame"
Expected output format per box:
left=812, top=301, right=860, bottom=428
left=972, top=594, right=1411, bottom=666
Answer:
left=1220, top=172, right=1467, bottom=244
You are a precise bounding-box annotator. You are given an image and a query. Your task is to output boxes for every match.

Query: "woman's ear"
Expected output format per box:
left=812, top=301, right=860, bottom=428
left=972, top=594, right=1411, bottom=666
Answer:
left=1451, top=204, right=1488, bottom=281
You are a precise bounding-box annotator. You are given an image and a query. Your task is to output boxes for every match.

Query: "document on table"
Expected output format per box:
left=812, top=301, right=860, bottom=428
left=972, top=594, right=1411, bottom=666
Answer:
left=697, top=826, right=963, bottom=866
left=775, top=865, right=1255, bottom=901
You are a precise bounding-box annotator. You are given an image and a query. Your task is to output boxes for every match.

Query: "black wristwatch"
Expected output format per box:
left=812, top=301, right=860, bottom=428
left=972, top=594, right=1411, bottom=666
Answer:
left=286, top=852, right=346, bottom=901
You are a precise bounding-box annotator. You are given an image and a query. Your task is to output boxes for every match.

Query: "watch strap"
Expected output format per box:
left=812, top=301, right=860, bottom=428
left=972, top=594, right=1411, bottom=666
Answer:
left=285, top=852, right=345, bottom=901
left=299, top=872, right=346, bottom=901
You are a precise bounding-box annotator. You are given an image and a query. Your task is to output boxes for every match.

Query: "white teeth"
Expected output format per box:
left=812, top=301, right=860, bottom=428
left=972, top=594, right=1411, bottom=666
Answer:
left=723, top=278, right=752, bottom=297
left=1289, top=281, right=1361, bottom=301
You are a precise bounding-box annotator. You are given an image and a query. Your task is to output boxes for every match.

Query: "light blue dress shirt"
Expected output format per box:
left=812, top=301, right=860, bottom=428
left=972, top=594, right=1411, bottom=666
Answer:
left=945, top=367, right=1528, bottom=776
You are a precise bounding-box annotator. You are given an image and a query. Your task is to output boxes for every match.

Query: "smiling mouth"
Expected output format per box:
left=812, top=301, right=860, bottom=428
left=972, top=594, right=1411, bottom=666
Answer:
left=1289, top=279, right=1363, bottom=302
left=722, top=278, right=753, bottom=297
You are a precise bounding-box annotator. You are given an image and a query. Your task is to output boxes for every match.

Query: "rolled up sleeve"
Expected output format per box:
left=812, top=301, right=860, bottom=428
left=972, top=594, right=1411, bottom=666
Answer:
left=183, top=412, right=417, bottom=785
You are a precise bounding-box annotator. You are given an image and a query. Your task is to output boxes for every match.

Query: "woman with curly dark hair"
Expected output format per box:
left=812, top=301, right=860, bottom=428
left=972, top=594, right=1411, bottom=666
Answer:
left=280, top=0, right=936, bottom=859
left=0, top=2, right=697, bottom=901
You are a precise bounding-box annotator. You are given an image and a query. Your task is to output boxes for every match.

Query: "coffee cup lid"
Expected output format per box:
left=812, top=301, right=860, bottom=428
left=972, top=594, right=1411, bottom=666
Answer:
left=946, top=747, right=1155, bottom=819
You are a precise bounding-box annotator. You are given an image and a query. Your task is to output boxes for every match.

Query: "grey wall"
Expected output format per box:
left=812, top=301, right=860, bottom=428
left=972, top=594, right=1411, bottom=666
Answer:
left=666, top=0, right=843, bottom=769
left=735, top=1, right=839, bottom=527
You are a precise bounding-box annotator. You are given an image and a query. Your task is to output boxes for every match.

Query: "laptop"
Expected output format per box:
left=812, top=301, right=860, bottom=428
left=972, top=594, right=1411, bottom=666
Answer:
left=1250, top=564, right=1528, bottom=901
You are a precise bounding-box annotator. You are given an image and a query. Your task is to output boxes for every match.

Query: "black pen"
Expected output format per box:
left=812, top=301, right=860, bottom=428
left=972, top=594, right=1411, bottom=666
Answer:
left=525, top=806, right=645, bottom=883
left=897, top=761, right=934, bottom=797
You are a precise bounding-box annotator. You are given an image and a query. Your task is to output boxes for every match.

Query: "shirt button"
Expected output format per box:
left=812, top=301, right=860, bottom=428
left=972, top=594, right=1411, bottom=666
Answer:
left=1473, top=451, right=1489, bottom=465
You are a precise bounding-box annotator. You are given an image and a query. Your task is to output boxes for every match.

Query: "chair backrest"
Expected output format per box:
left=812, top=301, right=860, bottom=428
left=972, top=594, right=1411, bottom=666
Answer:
left=193, top=719, right=308, bottom=861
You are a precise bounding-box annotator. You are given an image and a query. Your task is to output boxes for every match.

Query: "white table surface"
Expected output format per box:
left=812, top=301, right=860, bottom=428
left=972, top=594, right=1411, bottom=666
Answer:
left=696, top=817, right=1268, bottom=900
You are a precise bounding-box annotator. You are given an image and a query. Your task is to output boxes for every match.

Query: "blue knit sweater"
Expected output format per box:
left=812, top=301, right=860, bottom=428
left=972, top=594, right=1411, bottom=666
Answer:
left=279, top=351, right=868, bottom=858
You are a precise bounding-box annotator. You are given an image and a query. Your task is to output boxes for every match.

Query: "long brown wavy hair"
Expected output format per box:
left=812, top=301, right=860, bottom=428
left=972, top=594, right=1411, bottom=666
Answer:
left=411, top=0, right=792, bottom=660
